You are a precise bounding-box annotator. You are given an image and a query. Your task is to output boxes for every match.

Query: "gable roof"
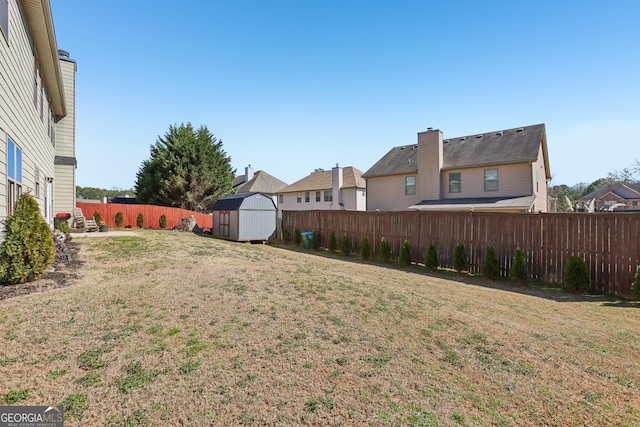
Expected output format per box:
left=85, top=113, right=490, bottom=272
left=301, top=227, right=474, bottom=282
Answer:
left=363, top=124, right=548, bottom=178
left=578, top=182, right=640, bottom=202
left=235, top=170, right=287, bottom=194
left=279, top=167, right=365, bottom=193
left=213, top=192, right=276, bottom=211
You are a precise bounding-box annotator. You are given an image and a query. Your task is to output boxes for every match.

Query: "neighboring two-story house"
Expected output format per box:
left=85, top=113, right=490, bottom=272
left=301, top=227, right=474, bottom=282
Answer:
left=363, top=124, right=551, bottom=212
left=277, top=165, right=366, bottom=218
left=233, top=165, right=287, bottom=208
left=0, top=0, right=76, bottom=225
left=577, top=182, right=640, bottom=212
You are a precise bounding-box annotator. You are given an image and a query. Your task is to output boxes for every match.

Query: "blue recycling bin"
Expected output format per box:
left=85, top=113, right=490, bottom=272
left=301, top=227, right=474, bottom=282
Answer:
left=301, top=231, right=313, bottom=249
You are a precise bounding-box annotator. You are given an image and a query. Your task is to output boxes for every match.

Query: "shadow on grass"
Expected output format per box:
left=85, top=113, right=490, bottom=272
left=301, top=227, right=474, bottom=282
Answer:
left=270, top=242, right=636, bottom=307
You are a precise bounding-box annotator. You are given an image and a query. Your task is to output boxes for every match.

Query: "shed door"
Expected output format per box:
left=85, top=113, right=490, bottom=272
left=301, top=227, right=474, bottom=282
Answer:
left=219, top=211, right=230, bottom=237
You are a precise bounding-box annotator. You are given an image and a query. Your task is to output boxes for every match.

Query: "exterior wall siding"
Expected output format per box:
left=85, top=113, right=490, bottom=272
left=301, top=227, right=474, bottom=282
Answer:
left=417, top=130, right=442, bottom=201
left=279, top=187, right=366, bottom=216
left=0, top=0, right=56, bottom=221
left=53, top=162, right=74, bottom=214
left=366, top=175, right=420, bottom=211
left=440, top=162, right=532, bottom=200
left=531, top=144, right=549, bottom=212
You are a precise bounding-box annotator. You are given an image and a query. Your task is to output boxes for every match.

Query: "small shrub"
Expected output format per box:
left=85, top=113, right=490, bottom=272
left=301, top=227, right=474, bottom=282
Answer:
left=482, top=246, right=499, bottom=280
left=564, top=255, right=591, bottom=292
left=398, top=240, right=412, bottom=267
left=360, top=237, right=370, bottom=260
left=341, top=234, right=352, bottom=256
left=136, top=213, right=144, bottom=229
left=453, top=243, right=467, bottom=273
left=328, top=232, right=337, bottom=252
left=0, top=194, right=54, bottom=284
left=293, top=228, right=302, bottom=247
left=632, top=266, right=640, bottom=299
left=282, top=227, right=290, bottom=242
left=424, top=244, right=438, bottom=271
left=93, top=211, right=103, bottom=225
left=311, top=231, right=320, bottom=250
left=159, top=215, right=167, bottom=229
left=510, top=247, right=528, bottom=283
left=379, top=237, right=391, bottom=263
left=54, top=219, right=71, bottom=240
left=115, top=212, right=124, bottom=228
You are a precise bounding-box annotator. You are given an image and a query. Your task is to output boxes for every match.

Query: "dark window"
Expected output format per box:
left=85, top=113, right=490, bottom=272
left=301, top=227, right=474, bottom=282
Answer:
left=305, top=192, right=310, bottom=202
left=324, top=191, right=332, bottom=202
left=0, top=0, right=8, bottom=42
left=316, top=191, right=320, bottom=202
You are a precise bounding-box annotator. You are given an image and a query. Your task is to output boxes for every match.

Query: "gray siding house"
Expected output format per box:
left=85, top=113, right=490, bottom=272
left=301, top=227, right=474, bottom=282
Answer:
left=212, top=192, right=277, bottom=241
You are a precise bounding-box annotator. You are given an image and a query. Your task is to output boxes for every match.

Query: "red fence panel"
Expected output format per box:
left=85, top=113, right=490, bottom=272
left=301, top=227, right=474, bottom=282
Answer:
left=76, top=202, right=213, bottom=231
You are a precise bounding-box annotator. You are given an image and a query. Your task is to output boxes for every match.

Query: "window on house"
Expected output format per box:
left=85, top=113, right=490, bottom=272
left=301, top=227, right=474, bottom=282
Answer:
left=405, top=176, right=416, bottom=195
left=0, top=0, right=8, bottom=42
left=316, top=191, right=320, bottom=202
left=278, top=194, right=283, bottom=204
left=305, top=192, right=310, bottom=202
left=449, top=172, right=461, bottom=193
left=632, top=201, right=638, bottom=207
left=484, top=169, right=498, bottom=191
left=7, top=138, right=23, bottom=215
left=324, top=191, right=332, bottom=202
left=296, top=193, right=302, bottom=203
left=40, top=86, right=45, bottom=121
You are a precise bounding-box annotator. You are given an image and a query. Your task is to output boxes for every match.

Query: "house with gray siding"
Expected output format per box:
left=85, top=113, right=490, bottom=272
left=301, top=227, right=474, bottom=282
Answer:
left=363, top=124, right=552, bottom=213
left=0, top=0, right=76, bottom=224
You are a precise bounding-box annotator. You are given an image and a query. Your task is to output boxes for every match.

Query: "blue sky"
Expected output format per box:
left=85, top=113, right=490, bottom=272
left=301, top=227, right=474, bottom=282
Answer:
left=50, top=1, right=640, bottom=190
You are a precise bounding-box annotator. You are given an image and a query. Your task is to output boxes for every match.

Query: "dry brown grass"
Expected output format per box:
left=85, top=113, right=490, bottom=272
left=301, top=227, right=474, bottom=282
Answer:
left=0, top=230, right=639, bottom=426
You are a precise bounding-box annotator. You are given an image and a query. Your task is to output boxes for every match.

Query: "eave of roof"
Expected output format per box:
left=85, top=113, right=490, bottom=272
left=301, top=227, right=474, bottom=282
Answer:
left=21, top=0, right=66, bottom=118
left=408, top=195, right=536, bottom=212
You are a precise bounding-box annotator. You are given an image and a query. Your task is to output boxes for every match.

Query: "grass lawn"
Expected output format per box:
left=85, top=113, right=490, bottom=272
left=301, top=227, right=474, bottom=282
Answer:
left=0, top=230, right=639, bottom=426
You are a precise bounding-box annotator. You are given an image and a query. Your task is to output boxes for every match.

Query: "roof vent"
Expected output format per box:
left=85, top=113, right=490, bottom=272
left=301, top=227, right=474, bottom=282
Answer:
left=400, top=146, right=405, bottom=150
left=476, top=134, right=483, bottom=138
left=516, top=127, right=524, bottom=132
left=443, top=139, right=449, bottom=143
left=459, top=137, right=466, bottom=141
left=427, top=127, right=433, bottom=131
left=413, top=145, right=418, bottom=149
left=496, top=131, right=503, bottom=136
left=408, top=158, right=411, bottom=163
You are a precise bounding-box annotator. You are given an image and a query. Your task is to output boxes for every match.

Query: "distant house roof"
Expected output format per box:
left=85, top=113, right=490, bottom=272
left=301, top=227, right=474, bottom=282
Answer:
left=408, top=195, right=536, bottom=212
left=363, top=124, right=548, bottom=178
left=235, top=170, right=288, bottom=194
left=279, top=167, right=365, bottom=193
left=578, top=182, right=640, bottom=202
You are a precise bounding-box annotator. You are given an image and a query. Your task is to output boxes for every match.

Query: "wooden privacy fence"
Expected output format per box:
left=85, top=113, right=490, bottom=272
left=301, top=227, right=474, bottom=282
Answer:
left=76, top=202, right=213, bottom=231
left=282, top=210, right=640, bottom=298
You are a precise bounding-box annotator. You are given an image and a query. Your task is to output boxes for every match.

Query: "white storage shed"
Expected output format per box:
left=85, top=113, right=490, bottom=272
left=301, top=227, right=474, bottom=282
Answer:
left=212, top=192, right=277, bottom=241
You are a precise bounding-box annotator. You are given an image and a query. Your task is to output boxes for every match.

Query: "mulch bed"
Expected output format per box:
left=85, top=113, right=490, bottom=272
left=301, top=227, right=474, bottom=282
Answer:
left=0, top=241, right=82, bottom=301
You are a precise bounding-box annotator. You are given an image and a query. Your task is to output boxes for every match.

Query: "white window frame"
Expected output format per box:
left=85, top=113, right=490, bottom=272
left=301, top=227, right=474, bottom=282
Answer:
left=449, top=172, right=461, bottom=193
left=324, top=191, right=332, bottom=202
left=484, top=169, right=498, bottom=192
left=405, top=176, right=416, bottom=195
left=7, top=138, right=23, bottom=215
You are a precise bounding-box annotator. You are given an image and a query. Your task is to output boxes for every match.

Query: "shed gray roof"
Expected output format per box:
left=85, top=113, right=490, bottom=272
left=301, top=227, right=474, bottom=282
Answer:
left=363, top=124, right=547, bottom=178
left=235, top=170, right=288, bottom=194
left=578, top=182, right=640, bottom=201
left=213, top=192, right=277, bottom=211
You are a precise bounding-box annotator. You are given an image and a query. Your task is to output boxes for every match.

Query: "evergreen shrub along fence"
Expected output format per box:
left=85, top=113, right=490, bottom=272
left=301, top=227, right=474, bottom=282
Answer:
left=282, top=210, right=640, bottom=298
left=76, top=202, right=212, bottom=231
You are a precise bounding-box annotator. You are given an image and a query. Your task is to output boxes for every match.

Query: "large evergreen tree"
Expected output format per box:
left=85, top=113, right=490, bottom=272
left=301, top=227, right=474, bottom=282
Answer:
left=135, top=123, right=235, bottom=212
